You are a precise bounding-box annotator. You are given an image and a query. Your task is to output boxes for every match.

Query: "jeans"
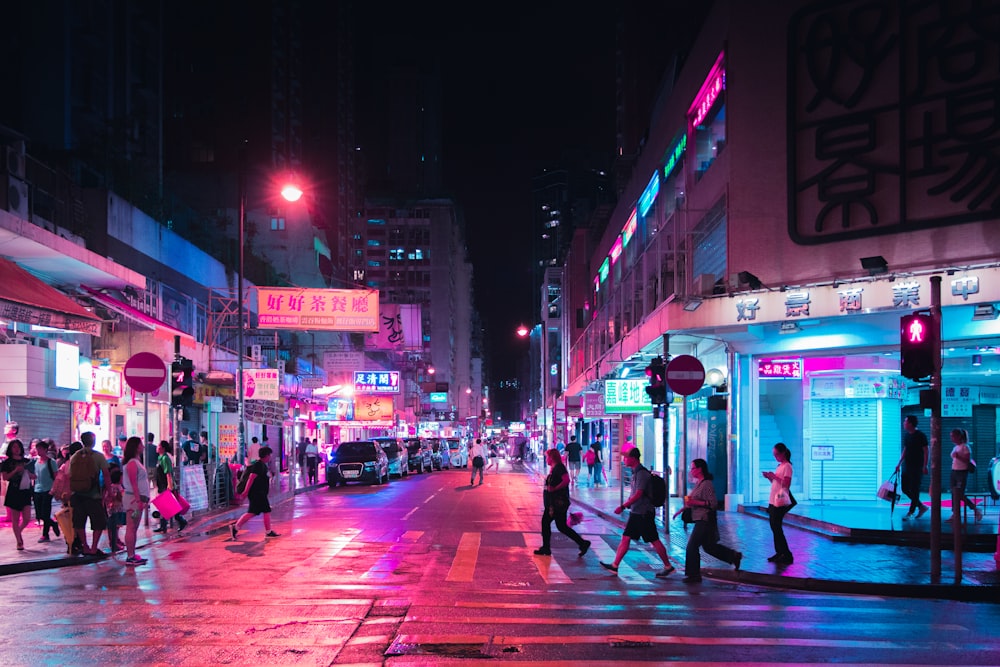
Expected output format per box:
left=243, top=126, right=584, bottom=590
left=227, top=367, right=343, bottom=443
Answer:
left=471, top=464, right=483, bottom=484
left=540, top=503, right=585, bottom=550
left=32, top=491, right=57, bottom=537
left=685, top=519, right=739, bottom=577
left=768, top=503, right=793, bottom=557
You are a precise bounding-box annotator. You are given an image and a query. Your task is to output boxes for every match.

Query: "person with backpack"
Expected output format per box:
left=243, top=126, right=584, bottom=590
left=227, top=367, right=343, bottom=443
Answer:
left=534, top=448, right=590, bottom=557
left=600, top=447, right=675, bottom=578
left=583, top=444, right=597, bottom=488
left=230, top=446, right=279, bottom=539
left=68, top=431, right=110, bottom=557
left=674, top=458, right=743, bottom=583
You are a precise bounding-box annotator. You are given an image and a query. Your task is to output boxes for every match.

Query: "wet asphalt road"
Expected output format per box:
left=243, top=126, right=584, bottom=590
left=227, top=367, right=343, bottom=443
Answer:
left=0, top=463, right=997, bottom=665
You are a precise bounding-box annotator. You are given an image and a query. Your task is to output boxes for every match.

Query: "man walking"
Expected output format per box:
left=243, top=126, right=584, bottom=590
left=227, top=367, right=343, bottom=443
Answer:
left=469, top=439, right=485, bottom=485
left=600, top=448, right=675, bottom=578
left=896, top=415, right=929, bottom=520
left=565, top=435, right=582, bottom=486
left=69, top=431, right=110, bottom=557
left=230, top=446, right=279, bottom=539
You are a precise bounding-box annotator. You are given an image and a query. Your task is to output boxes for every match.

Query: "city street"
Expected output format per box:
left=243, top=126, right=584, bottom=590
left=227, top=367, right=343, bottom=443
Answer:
left=0, top=463, right=997, bottom=666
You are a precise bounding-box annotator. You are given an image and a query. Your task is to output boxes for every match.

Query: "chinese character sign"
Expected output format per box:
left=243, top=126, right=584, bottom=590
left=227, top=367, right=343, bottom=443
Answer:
left=758, top=359, right=802, bottom=379
left=257, top=287, right=379, bottom=332
left=353, top=370, right=400, bottom=394
left=604, top=379, right=653, bottom=413
left=242, top=369, right=280, bottom=401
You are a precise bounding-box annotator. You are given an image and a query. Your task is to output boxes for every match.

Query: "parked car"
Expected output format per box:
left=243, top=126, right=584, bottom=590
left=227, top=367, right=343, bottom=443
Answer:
left=403, top=438, right=433, bottom=474
left=374, top=437, right=408, bottom=478
left=448, top=438, right=467, bottom=467
left=327, top=440, right=389, bottom=486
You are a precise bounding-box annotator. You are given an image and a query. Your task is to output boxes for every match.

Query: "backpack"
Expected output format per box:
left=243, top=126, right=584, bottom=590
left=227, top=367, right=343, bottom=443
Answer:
left=236, top=462, right=255, bottom=494
left=69, top=449, right=99, bottom=493
left=646, top=471, right=667, bottom=508
left=584, top=449, right=596, bottom=465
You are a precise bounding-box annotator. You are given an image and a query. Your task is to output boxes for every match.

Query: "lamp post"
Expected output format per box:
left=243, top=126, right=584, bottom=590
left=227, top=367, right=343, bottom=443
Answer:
left=517, top=323, right=547, bottom=452
left=236, top=154, right=247, bottom=465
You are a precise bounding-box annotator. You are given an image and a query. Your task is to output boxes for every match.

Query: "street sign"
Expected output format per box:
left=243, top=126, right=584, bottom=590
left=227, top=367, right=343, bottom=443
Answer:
left=665, top=355, right=706, bottom=396
left=123, top=352, right=167, bottom=394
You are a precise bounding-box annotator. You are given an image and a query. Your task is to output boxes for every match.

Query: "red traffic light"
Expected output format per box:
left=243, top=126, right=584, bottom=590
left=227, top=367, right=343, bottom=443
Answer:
left=900, top=313, right=936, bottom=381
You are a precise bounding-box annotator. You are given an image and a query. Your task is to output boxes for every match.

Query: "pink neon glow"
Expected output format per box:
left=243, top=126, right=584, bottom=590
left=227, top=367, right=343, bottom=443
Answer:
left=689, top=52, right=726, bottom=128
left=622, top=209, right=637, bottom=246
left=609, top=236, right=623, bottom=265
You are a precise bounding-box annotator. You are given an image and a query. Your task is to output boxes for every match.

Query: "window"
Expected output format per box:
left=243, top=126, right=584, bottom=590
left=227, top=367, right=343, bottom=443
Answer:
left=694, top=104, right=726, bottom=182
left=367, top=260, right=382, bottom=267
left=367, top=239, right=382, bottom=247
left=270, top=217, right=285, bottom=231
left=389, top=248, right=405, bottom=261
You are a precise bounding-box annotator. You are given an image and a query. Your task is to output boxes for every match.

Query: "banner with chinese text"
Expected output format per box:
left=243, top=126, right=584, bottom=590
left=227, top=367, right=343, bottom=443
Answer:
left=257, top=287, right=378, bottom=332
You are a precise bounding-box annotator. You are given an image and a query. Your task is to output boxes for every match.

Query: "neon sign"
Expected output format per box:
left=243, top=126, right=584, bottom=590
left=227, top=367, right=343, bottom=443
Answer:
left=637, top=172, right=660, bottom=218
left=663, top=134, right=687, bottom=179
left=689, top=52, right=726, bottom=128
left=353, top=370, right=400, bottom=393
left=609, top=236, right=623, bottom=265
left=758, top=358, right=802, bottom=379
left=599, top=257, right=610, bottom=283
left=622, top=209, right=637, bottom=247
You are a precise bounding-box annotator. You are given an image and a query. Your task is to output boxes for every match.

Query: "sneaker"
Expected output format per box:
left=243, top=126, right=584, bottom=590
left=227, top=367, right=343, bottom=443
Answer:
left=152, top=527, right=167, bottom=533
left=733, top=551, right=743, bottom=572
left=176, top=518, right=188, bottom=531
left=578, top=540, right=591, bottom=557
left=655, top=565, right=676, bottom=578
left=264, top=531, right=280, bottom=538
left=533, top=547, right=551, bottom=556
left=916, top=505, right=929, bottom=519
left=125, top=555, right=147, bottom=566
left=901, top=513, right=912, bottom=521
left=600, top=561, right=619, bottom=574
left=767, top=553, right=780, bottom=562
left=38, top=536, right=51, bottom=543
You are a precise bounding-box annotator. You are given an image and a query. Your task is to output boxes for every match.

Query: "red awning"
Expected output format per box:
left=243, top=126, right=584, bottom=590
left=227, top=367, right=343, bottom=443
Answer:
left=81, top=285, right=195, bottom=345
left=0, top=258, right=101, bottom=335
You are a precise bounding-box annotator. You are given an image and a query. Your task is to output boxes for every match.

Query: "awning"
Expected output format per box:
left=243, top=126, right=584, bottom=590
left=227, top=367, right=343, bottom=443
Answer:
left=0, top=258, right=101, bottom=335
left=81, top=285, right=195, bottom=345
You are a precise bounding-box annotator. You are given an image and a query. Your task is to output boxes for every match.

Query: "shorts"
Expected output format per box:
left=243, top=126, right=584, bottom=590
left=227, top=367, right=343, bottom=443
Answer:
left=4, top=488, right=33, bottom=511
left=247, top=494, right=271, bottom=515
left=623, top=512, right=660, bottom=543
left=70, top=494, right=108, bottom=531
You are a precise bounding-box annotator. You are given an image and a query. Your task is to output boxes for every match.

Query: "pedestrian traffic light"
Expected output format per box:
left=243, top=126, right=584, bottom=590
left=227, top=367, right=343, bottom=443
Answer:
left=645, top=355, right=667, bottom=405
left=900, top=312, right=937, bottom=381
left=171, top=357, right=195, bottom=408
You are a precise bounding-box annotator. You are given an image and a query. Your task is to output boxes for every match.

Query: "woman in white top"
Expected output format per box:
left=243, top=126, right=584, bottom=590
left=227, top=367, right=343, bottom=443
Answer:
left=121, top=437, right=150, bottom=565
left=762, top=442, right=795, bottom=564
left=949, top=428, right=983, bottom=523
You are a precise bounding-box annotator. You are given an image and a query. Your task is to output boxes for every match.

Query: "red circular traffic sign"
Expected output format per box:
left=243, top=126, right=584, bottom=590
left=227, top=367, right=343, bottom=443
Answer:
left=666, top=355, right=706, bottom=396
left=123, top=352, right=168, bottom=394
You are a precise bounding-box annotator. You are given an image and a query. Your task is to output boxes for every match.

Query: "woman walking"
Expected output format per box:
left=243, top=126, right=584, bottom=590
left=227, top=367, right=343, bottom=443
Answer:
left=1, top=440, right=35, bottom=550
left=763, top=442, right=795, bottom=563
left=948, top=428, right=983, bottom=523
left=121, top=437, right=149, bottom=565
left=674, top=458, right=742, bottom=583
left=534, top=448, right=589, bottom=557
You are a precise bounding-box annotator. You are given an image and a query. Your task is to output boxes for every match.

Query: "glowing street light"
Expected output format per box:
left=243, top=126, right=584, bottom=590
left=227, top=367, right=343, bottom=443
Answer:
left=280, top=183, right=304, bottom=202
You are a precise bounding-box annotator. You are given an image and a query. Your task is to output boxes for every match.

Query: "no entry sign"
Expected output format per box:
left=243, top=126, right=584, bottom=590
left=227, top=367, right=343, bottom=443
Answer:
left=666, top=355, right=706, bottom=396
left=123, top=352, right=167, bottom=394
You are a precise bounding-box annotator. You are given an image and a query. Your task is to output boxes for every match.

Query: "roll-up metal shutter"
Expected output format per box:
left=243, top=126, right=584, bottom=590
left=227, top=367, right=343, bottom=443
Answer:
left=8, top=397, right=72, bottom=445
left=808, top=399, right=880, bottom=500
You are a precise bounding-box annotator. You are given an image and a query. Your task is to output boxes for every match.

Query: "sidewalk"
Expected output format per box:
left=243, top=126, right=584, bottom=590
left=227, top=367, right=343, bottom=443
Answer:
left=558, top=464, right=1000, bottom=602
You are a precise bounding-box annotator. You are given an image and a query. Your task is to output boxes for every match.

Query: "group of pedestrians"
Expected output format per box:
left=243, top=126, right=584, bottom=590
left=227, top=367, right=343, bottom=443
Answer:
left=534, top=441, right=797, bottom=583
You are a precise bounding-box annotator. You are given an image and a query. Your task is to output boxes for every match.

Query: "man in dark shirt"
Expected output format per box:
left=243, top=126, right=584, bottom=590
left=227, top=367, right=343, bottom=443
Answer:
left=895, top=415, right=928, bottom=519
left=230, top=446, right=279, bottom=539
left=565, top=435, right=582, bottom=486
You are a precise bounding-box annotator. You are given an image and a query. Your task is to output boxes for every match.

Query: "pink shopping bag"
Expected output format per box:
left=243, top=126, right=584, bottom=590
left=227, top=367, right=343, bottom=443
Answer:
left=151, top=490, right=182, bottom=520
left=173, top=490, right=191, bottom=514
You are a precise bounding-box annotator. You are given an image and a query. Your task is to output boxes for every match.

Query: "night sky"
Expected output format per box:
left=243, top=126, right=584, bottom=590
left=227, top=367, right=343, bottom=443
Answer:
left=354, top=4, right=618, bottom=379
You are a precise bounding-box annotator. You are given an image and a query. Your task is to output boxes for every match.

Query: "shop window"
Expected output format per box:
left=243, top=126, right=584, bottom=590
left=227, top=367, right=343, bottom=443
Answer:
left=694, top=104, right=726, bottom=182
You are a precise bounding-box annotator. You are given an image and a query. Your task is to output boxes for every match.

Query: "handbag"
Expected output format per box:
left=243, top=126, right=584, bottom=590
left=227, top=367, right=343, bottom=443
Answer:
left=877, top=475, right=901, bottom=503
left=969, top=458, right=977, bottom=475
left=173, top=490, right=191, bottom=514
left=151, top=490, right=182, bottom=520
left=681, top=507, right=694, bottom=524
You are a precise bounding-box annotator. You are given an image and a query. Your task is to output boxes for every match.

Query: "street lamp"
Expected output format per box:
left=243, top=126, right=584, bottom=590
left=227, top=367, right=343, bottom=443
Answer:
left=517, top=323, right=548, bottom=451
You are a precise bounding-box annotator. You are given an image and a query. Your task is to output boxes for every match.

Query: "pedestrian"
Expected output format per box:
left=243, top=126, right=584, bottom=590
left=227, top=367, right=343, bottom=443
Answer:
left=230, top=446, right=279, bottom=539
left=68, top=431, right=111, bottom=557
left=675, top=458, right=742, bottom=583
left=485, top=440, right=499, bottom=474
left=534, top=448, right=590, bottom=557
left=305, top=439, right=319, bottom=485
left=583, top=443, right=596, bottom=487
left=600, top=447, right=675, bottom=578
left=248, top=436, right=261, bottom=465
left=762, top=443, right=795, bottom=564
left=31, top=439, right=60, bottom=543
left=153, top=440, right=188, bottom=532
left=104, top=467, right=125, bottom=552
left=469, top=439, right=485, bottom=485
left=896, top=415, right=928, bottom=520
left=121, top=436, right=149, bottom=565
left=565, top=435, right=582, bottom=486
left=947, top=428, right=983, bottom=523
left=592, top=435, right=605, bottom=487
left=1, top=439, right=34, bottom=550
left=103, top=438, right=122, bottom=470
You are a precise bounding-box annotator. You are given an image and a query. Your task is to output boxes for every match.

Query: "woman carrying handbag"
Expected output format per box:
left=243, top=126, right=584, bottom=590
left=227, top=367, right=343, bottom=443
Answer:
left=534, top=448, right=590, bottom=557
left=675, top=458, right=742, bottom=583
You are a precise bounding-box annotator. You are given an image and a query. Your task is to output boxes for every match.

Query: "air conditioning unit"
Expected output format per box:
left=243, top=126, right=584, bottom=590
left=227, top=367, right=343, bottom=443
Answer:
left=5, top=175, right=28, bottom=218
left=5, top=142, right=25, bottom=179
left=693, top=273, right=718, bottom=296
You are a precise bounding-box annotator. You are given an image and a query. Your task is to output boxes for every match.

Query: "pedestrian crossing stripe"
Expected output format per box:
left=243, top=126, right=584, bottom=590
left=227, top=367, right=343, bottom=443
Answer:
left=446, top=532, right=480, bottom=582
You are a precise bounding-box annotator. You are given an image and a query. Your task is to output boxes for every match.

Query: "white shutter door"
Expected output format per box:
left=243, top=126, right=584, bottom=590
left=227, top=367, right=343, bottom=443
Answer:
left=808, top=399, right=880, bottom=500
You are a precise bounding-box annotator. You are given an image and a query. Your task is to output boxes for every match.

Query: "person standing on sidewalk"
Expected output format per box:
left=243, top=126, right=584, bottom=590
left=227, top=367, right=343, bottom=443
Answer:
left=1, top=439, right=34, bottom=550
left=31, top=439, right=59, bottom=543
left=600, top=448, right=675, bottom=578
left=230, top=446, right=279, bottom=539
left=565, top=435, right=582, bottom=487
left=121, top=437, right=149, bottom=566
left=592, top=435, right=605, bottom=487
left=948, top=428, right=983, bottom=523
left=762, top=443, right=795, bottom=564
left=535, top=448, right=590, bottom=557
left=896, top=415, right=928, bottom=521
left=676, top=458, right=742, bottom=583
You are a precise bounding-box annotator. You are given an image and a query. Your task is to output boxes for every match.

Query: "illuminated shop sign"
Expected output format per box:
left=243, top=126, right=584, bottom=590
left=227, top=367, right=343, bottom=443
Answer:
left=637, top=172, right=659, bottom=218
left=323, top=398, right=355, bottom=421
left=428, top=392, right=448, bottom=403
left=598, top=257, right=610, bottom=283
left=54, top=341, right=80, bottom=390
left=355, top=395, right=394, bottom=420
left=257, top=287, right=379, bottom=332
left=663, top=134, right=687, bottom=179
left=622, top=209, right=637, bottom=247
left=604, top=379, right=654, bottom=413
left=353, top=370, right=400, bottom=393
left=758, top=359, right=802, bottom=379
left=689, top=52, right=726, bottom=128
left=609, top=236, right=623, bottom=265
left=91, top=366, right=122, bottom=400
left=593, top=276, right=600, bottom=293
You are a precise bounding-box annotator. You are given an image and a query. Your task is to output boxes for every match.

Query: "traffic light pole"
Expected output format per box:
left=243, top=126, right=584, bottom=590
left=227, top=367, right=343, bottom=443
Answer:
left=661, top=334, right=670, bottom=534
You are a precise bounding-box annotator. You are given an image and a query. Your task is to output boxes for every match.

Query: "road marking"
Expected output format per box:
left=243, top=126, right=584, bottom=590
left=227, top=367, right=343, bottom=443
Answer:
left=400, top=531, right=423, bottom=541
left=446, top=532, right=480, bottom=582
